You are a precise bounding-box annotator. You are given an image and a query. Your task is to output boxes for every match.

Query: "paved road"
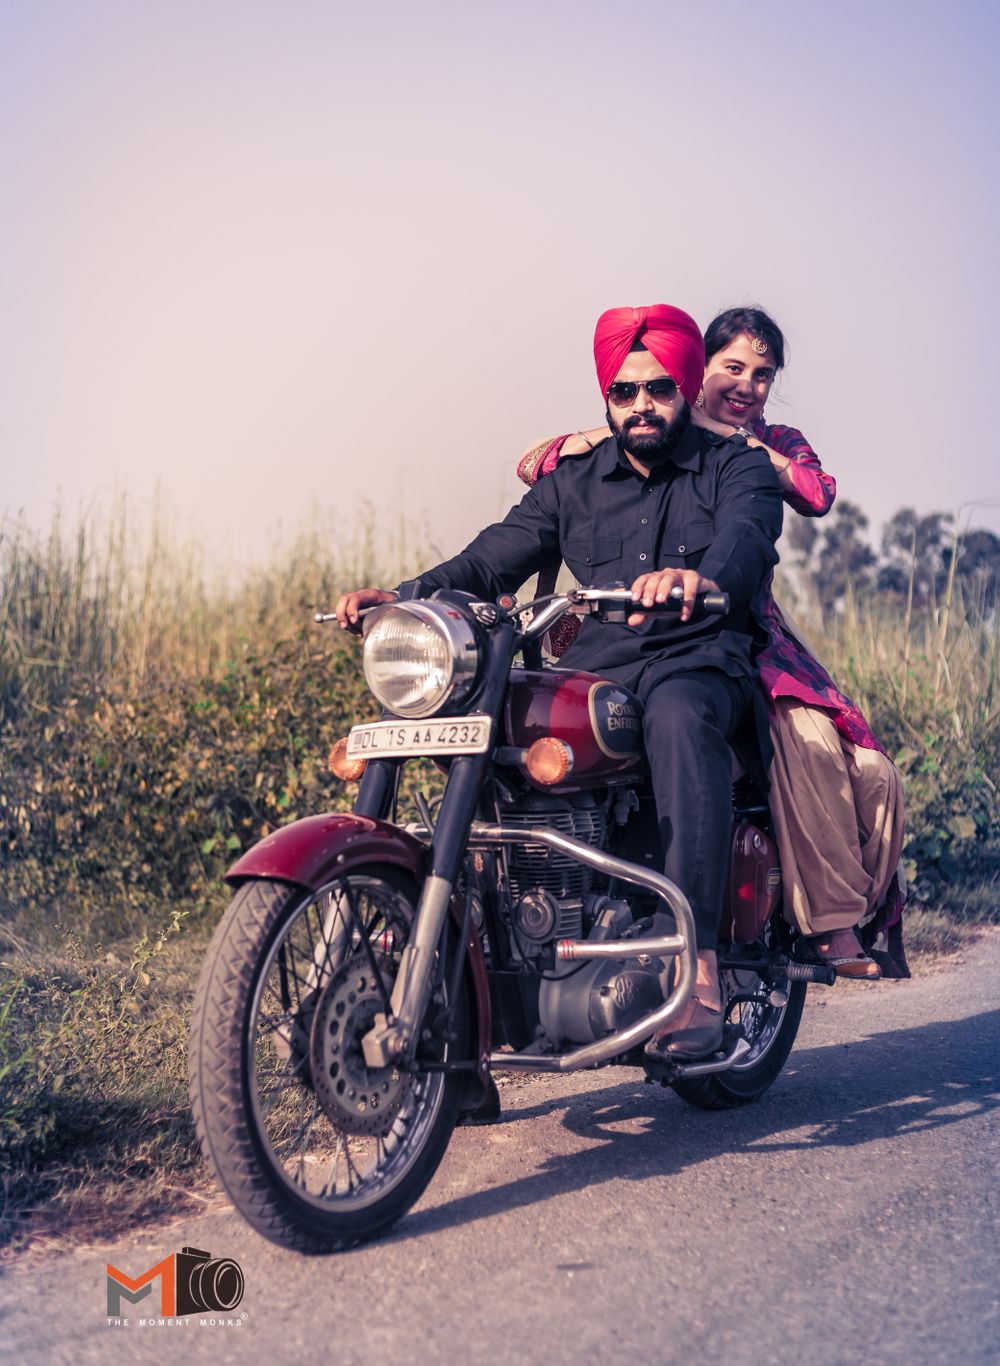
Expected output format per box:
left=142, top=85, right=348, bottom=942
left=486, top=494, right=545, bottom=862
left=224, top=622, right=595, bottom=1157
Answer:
left=3, top=931, right=998, bottom=1366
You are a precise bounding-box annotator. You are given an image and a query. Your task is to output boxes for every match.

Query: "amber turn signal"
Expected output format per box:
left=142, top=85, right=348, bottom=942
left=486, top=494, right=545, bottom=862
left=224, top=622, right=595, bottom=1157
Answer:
left=329, top=737, right=367, bottom=781
left=525, top=736, right=574, bottom=785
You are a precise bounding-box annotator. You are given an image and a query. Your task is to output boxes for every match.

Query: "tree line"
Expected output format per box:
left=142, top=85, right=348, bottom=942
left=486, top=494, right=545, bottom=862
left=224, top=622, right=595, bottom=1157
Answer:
left=784, top=505, right=1000, bottom=614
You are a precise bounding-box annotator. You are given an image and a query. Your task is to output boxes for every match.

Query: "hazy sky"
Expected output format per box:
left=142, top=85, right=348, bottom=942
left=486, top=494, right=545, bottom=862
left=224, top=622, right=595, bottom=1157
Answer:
left=2, top=0, right=997, bottom=574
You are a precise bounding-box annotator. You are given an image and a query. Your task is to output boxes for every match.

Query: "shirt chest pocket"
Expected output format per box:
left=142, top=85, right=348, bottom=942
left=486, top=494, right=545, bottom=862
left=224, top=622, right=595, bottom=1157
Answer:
left=563, top=536, right=623, bottom=584
left=659, top=521, right=714, bottom=569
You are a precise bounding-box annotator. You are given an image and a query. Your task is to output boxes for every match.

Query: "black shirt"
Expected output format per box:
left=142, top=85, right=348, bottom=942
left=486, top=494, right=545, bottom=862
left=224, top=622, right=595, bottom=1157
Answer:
left=409, top=425, right=783, bottom=693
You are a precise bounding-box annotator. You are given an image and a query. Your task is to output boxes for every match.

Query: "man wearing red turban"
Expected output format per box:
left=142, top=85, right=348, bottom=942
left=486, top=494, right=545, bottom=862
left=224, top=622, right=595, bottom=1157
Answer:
left=593, top=303, right=705, bottom=408
left=337, top=304, right=783, bottom=1061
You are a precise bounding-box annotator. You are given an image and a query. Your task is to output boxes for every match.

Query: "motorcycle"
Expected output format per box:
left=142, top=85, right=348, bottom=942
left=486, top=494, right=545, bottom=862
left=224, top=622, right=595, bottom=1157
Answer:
left=189, top=583, right=836, bottom=1253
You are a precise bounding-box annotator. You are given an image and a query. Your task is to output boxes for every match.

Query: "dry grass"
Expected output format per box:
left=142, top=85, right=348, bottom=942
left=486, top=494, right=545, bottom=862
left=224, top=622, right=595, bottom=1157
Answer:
left=774, top=566, right=999, bottom=747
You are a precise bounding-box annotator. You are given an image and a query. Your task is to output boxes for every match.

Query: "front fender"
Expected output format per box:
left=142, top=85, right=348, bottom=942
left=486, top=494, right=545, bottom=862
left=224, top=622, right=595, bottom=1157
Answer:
left=226, top=813, right=491, bottom=1101
left=226, top=813, right=427, bottom=891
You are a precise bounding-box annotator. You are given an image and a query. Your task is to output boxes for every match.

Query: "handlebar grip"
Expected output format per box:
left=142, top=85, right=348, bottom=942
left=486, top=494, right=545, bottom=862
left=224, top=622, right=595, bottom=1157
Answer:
left=313, top=603, right=383, bottom=637
left=701, top=592, right=730, bottom=616
left=651, top=589, right=730, bottom=616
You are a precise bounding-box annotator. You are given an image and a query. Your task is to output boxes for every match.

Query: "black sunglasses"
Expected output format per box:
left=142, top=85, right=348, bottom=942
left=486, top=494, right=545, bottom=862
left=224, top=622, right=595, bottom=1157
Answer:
left=605, top=377, right=681, bottom=407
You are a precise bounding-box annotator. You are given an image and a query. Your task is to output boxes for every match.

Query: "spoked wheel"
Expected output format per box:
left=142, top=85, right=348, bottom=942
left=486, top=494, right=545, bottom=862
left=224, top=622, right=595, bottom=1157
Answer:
left=672, top=927, right=806, bottom=1111
left=189, top=868, right=468, bottom=1252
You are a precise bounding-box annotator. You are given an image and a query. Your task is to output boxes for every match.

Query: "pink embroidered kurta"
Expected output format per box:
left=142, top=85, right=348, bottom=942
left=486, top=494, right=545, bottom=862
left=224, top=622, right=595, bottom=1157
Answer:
left=747, top=419, right=886, bottom=755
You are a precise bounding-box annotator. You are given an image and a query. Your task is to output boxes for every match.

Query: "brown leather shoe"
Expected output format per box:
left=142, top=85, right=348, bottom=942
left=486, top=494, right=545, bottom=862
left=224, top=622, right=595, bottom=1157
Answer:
left=645, top=993, right=725, bottom=1060
left=798, top=928, right=882, bottom=980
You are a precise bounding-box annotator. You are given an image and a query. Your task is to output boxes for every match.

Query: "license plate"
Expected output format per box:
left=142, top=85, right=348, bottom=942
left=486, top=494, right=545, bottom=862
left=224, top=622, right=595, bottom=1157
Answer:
left=346, top=716, right=493, bottom=759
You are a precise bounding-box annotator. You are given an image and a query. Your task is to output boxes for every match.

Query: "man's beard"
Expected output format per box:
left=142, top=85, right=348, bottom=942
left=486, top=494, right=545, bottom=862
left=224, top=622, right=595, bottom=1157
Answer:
left=609, top=401, right=691, bottom=464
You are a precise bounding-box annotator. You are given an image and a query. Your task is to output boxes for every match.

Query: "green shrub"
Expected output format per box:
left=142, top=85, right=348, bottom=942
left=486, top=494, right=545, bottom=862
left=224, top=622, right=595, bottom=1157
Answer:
left=0, top=631, right=375, bottom=923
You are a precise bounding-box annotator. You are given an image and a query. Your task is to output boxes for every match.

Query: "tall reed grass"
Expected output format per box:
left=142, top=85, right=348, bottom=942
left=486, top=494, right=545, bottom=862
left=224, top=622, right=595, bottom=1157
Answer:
left=773, top=565, right=998, bottom=907
left=775, top=567, right=999, bottom=748
left=0, top=496, right=430, bottom=721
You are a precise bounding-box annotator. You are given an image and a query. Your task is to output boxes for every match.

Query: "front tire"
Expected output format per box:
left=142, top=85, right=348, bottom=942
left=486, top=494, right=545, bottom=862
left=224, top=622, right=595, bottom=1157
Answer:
left=189, top=870, right=468, bottom=1252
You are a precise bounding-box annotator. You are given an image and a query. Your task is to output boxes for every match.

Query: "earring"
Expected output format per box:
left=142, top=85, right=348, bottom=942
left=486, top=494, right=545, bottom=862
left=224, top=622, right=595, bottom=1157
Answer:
left=696, top=387, right=705, bottom=408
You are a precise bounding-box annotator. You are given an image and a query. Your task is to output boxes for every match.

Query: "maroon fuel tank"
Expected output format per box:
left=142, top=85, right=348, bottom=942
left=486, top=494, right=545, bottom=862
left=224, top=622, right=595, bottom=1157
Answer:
left=503, top=667, right=645, bottom=792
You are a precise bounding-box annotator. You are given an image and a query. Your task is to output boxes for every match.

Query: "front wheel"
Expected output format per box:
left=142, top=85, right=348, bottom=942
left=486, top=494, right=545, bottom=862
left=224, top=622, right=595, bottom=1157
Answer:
left=671, top=966, right=806, bottom=1111
left=189, top=869, right=468, bottom=1252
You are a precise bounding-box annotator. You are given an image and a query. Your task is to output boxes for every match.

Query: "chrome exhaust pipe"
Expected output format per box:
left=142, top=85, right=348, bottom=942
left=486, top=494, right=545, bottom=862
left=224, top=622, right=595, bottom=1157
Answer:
left=556, top=935, right=684, bottom=962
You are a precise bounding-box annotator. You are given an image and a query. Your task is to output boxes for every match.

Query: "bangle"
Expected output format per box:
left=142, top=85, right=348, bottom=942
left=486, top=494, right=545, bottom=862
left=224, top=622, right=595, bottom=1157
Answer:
left=577, top=430, right=595, bottom=451
left=776, top=456, right=792, bottom=474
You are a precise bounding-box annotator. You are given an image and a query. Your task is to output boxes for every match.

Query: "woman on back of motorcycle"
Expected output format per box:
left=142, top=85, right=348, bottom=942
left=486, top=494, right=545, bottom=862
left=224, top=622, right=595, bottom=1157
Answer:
left=517, top=306, right=907, bottom=980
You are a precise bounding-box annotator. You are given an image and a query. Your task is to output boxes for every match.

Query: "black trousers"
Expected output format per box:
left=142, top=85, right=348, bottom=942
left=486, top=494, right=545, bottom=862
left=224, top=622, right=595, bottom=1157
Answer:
left=637, top=669, right=752, bottom=950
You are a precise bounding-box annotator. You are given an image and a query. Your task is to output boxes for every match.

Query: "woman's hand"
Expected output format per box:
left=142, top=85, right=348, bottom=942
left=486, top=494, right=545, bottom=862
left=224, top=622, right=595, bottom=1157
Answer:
left=627, top=568, right=721, bottom=625
left=560, top=424, right=610, bottom=456
left=689, top=404, right=734, bottom=438
left=334, top=587, right=399, bottom=631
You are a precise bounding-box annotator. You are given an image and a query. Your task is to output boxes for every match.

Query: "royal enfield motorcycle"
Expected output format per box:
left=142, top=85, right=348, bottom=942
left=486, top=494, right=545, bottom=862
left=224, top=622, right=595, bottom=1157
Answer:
left=189, top=584, right=836, bottom=1252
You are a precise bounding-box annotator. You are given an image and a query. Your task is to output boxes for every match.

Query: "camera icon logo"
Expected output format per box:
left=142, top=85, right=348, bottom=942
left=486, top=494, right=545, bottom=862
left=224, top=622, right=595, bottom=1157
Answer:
left=175, top=1247, right=245, bottom=1315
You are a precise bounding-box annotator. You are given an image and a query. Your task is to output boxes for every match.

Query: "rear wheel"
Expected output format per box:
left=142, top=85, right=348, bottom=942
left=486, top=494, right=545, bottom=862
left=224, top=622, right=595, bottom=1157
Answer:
left=189, top=869, right=469, bottom=1252
left=671, top=959, right=806, bottom=1111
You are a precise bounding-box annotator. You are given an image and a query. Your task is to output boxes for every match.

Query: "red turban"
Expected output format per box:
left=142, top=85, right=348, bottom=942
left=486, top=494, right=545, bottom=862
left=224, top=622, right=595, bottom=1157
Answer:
left=593, top=304, right=705, bottom=406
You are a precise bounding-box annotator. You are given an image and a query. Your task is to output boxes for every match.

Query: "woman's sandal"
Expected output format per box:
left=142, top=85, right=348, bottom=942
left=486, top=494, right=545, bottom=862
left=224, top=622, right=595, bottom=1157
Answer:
left=797, top=927, right=882, bottom=980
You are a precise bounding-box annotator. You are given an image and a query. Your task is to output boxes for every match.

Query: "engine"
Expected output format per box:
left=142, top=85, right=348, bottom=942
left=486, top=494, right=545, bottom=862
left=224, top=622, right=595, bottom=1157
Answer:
left=494, top=792, right=667, bottom=1049
left=537, top=898, right=666, bottom=1048
left=497, top=790, right=607, bottom=947
left=500, top=791, right=607, bottom=902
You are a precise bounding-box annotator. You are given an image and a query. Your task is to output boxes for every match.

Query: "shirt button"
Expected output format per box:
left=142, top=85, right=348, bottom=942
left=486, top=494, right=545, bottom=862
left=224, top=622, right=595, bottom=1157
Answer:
left=639, top=553, right=647, bottom=561
left=678, top=544, right=686, bottom=553
left=640, top=517, right=648, bottom=525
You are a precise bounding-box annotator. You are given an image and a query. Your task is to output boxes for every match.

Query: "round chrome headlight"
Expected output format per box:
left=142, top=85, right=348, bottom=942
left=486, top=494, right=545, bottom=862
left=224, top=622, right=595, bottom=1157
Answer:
left=362, top=601, right=480, bottom=719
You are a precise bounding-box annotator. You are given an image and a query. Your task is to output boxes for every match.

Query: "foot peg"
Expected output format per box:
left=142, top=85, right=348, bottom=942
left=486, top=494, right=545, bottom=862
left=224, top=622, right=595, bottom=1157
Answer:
left=785, top=961, right=837, bottom=986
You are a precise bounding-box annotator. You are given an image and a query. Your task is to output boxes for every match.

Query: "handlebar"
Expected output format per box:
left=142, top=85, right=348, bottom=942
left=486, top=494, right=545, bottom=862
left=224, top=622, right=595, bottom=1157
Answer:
left=572, top=586, right=730, bottom=615
left=524, top=585, right=729, bottom=638
left=317, top=584, right=731, bottom=641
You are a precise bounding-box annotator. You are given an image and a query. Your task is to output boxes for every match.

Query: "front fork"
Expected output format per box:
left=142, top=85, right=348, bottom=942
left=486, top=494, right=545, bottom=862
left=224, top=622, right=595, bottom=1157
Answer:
left=358, top=623, right=516, bottom=1069
left=361, top=753, right=490, bottom=1068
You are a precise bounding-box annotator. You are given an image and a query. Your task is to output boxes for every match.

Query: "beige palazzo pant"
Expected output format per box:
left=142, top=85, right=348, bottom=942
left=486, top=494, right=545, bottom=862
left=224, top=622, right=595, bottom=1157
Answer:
left=767, top=698, right=906, bottom=937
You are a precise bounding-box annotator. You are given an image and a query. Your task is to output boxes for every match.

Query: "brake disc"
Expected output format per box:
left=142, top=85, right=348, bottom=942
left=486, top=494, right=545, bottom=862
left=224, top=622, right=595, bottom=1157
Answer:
left=309, top=952, right=412, bottom=1136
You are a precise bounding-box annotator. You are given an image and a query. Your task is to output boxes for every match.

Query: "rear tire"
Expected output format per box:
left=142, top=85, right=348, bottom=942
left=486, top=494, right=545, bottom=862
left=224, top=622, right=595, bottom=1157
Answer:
left=671, top=974, right=806, bottom=1111
left=189, top=871, right=468, bottom=1252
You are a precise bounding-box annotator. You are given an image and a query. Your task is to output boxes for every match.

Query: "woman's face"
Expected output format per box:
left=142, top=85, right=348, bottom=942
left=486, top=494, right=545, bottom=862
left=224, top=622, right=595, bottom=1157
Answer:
left=702, top=333, right=778, bottom=428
